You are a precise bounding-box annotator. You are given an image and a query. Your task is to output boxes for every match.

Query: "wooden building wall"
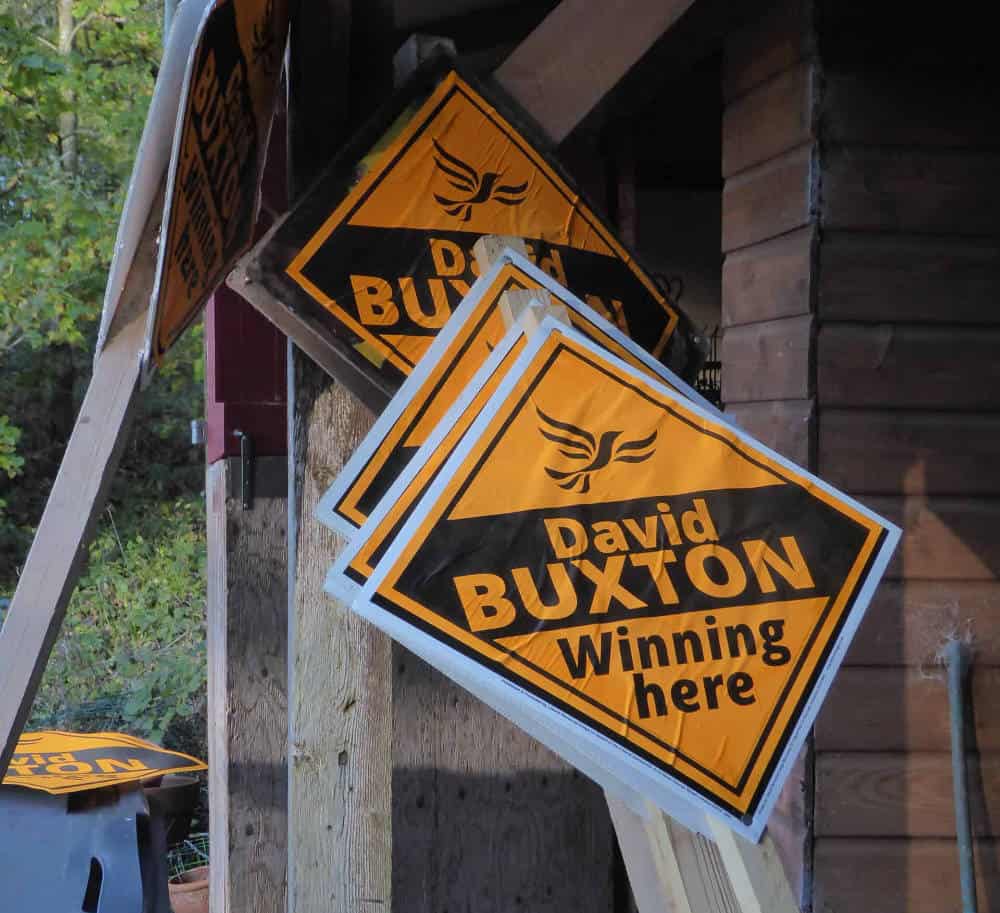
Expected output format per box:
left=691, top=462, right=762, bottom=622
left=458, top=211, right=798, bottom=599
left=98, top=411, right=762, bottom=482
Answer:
left=722, top=1, right=1000, bottom=910
left=719, top=0, right=818, bottom=900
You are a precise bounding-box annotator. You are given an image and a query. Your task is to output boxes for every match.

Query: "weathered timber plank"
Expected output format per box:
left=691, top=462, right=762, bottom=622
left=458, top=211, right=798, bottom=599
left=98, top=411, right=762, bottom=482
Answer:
left=818, top=325, right=1000, bottom=410
left=207, top=457, right=287, bottom=913
left=819, top=410, right=1000, bottom=496
left=723, top=61, right=815, bottom=178
left=818, top=232, right=1000, bottom=324
left=814, top=838, right=1000, bottom=913
left=817, top=667, right=1000, bottom=753
left=286, top=5, right=394, bottom=911
left=720, top=315, right=813, bottom=403
left=0, top=309, right=144, bottom=773
left=822, top=70, right=1000, bottom=149
left=610, top=801, right=729, bottom=913
left=289, top=365, right=391, bottom=913
left=723, top=0, right=812, bottom=102
left=821, top=146, right=1000, bottom=235
left=494, top=0, right=697, bottom=143
left=393, top=652, right=614, bottom=913
left=847, top=581, right=1000, bottom=666
left=722, top=226, right=814, bottom=327
left=865, top=496, right=1000, bottom=581
left=722, top=145, right=813, bottom=252
left=723, top=399, right=814, bottom=467
left=815, top=753, right=1000, bottom=838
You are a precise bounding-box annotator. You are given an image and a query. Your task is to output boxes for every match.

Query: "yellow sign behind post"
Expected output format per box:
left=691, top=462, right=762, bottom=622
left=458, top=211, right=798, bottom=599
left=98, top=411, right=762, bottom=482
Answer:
left=355, top=320, right=900, bottom=839
left=3, top=731, right=206, bottom=794
left=146, top=0, right=289, bottom=371
left=250, top=61, right=701, bottom=408
left=317, top=249, right=720, bottom=537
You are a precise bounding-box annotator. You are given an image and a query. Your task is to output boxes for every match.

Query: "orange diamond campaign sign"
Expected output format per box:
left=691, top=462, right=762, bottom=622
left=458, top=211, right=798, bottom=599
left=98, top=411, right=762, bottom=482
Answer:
left=253, top=62, right=700, bottom=407
left=3, top=731, right=206, bottom=795
left=146, top=0, right=289, bottom=371
left=353, top=320, right=899, bottom=838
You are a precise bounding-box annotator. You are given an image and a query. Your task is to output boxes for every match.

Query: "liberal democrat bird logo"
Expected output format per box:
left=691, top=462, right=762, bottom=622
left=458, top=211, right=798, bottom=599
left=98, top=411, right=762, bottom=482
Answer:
left=432, top=139, right=529, bottom=222
left=536, top=406, right=657, bottom=494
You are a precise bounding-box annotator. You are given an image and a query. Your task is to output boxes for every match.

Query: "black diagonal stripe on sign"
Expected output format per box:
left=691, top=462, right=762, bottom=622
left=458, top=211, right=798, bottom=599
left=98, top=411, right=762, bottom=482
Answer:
left=391, top=485, right=871, bottom=640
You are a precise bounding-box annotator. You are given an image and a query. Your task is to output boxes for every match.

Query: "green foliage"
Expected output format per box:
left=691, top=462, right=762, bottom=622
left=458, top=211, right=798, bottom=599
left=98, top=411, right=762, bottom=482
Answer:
left=29, top=496, right=207, bottom=744
left=0, top=0, right=161, bottom=445
left=0, top=0, right=208, bottom=756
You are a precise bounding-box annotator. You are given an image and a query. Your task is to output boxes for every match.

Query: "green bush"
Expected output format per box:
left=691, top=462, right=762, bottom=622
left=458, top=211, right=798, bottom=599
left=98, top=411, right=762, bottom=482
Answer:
left=28, top=495, right=207, bottom=749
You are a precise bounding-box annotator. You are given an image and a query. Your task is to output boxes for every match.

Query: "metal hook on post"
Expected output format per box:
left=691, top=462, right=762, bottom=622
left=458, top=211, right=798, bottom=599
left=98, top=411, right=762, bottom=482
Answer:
left=232, top=430, right=255, bottom=511
left=945, top=638, right=978, bottom=913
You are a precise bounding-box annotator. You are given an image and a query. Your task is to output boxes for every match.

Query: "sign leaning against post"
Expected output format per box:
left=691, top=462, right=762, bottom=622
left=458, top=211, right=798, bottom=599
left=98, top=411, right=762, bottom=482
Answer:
left=242, top=58, right=703, bottom=409
left=354, top=318, right=900, bottom=841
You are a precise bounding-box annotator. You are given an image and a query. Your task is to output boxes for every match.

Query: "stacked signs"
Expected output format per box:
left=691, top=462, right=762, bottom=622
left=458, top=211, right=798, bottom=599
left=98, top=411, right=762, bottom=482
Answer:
left=248, top=61, right=702, bottom=408
left=319, top=250, right=900, bottom=841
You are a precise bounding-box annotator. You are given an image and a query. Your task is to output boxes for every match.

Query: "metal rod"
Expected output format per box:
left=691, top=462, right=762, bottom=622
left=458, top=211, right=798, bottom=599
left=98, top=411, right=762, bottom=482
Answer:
left=946, top=638, right=978, bottom=913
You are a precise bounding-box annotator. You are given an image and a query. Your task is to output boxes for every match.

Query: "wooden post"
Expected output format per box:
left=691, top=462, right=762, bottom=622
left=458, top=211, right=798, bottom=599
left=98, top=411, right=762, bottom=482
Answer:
left=285, top=2, right=394, bottom=911
left=205, top=281, right=288, bottom=913
left=206, top=454, right=288, bottom=913
left=494, top=0, right=699, bottom=143
left=0, top=196, right=159, bottom=770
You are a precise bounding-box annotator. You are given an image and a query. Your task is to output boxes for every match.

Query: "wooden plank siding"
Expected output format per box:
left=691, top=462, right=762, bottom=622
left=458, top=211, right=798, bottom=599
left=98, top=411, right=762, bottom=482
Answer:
left=721, top=3, right=820, bottom=903
left=798, top=10, right=1000, bottom=910
left=722, top=3, right=1000, bottom=909
left=813, top=838, right=1000, bottom=913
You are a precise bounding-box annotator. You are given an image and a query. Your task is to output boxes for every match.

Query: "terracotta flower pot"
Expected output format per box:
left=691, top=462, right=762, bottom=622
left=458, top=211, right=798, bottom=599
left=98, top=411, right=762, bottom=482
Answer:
left=168, top=865, right=209, bottom=913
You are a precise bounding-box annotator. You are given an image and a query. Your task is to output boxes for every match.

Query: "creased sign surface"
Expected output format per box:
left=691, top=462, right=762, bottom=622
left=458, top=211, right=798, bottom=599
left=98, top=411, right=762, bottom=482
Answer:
left=255, top=63, right=699, bottom=405
left=3, top=731, right=206, bottom=794
left=147, top=0, right=288, bottom=368
left=358, top=323, right=899, bottom=836
left=319, top=252, right=718, bottom=537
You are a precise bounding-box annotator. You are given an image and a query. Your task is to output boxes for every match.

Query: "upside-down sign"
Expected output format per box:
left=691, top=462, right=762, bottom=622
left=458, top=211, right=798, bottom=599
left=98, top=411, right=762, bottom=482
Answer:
left=4, top=731, right=206, bottom=794
left=356, top=320, right=900, bottom=838
left=253, top=61, right=700, bottom=405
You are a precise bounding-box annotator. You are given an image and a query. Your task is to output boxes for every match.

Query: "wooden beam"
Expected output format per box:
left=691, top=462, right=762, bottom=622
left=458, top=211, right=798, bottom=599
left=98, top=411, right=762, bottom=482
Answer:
left=207, top=456, right=288, bottom=913
left=493, top=0, right=699, bottom=143
left=0, top=179, right=165, bottom=771
left=609, top=799, right=743, bottom=913
left=0, top=307, right=144, bottom=772
left=285, top=4, right=394, bottom=910
left=708, top=816, right=800, bottom=913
